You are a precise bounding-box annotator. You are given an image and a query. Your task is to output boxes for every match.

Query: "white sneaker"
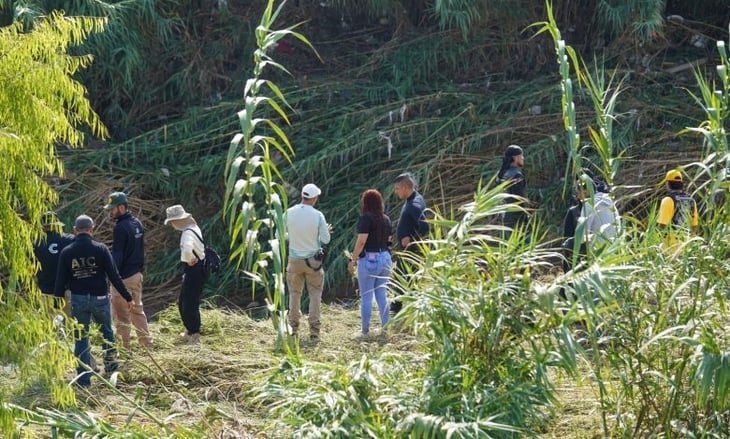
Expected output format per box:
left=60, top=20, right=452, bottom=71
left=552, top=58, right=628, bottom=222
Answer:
left=189, top=333, right=201, bottom=344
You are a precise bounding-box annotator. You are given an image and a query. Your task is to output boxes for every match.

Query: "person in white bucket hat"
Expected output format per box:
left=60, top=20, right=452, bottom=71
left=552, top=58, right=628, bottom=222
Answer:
left=164, top=205, right=205, bottom=344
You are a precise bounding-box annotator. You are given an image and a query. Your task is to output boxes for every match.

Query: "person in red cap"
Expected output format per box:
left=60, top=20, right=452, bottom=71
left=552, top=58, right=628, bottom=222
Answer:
left=657, top=169, right=698, bottom=237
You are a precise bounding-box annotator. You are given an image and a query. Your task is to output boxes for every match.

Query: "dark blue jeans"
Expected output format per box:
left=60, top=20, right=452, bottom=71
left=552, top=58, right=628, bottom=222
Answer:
left=71, top=294, right=116, bottom=386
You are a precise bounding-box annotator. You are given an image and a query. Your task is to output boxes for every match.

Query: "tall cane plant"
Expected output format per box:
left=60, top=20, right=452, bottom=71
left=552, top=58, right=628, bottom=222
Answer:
left=223, top=0, right=317, bottom=348
left=685, top=31, right=730, bottom=227
left=532, top=1, right=629, bottom=188
left=534, top=2, right=730, bottom=436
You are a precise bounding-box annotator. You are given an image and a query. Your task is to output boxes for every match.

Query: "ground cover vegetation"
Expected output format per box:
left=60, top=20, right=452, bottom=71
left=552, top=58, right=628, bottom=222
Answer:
left=1, top=0, right=729, bottom=437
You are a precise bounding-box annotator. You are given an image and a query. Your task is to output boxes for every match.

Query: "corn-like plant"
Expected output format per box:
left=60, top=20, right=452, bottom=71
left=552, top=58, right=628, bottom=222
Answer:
left=531, top=5, right=581, bottom=195
left=684, top=34, right=730, bottom=227
left=533, top=1, right=629, bottom=189
left=223, top=0, right=318, bottom=348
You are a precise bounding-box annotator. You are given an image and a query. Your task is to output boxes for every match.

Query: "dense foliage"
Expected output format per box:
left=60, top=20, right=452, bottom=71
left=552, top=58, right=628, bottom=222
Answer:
left=0, top=11, right=106, bottom=433
left=1, top=0, right=729, bottom=437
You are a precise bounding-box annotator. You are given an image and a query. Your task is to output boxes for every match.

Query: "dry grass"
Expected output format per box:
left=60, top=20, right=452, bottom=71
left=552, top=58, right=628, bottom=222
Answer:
left=539, top=373, right=605, bottom=439
left=8, top=296, right=607, bottom=437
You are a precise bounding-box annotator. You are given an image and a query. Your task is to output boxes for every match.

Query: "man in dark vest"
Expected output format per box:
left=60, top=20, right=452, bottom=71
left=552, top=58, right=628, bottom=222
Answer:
left=657, top=169, right=698, bottom=247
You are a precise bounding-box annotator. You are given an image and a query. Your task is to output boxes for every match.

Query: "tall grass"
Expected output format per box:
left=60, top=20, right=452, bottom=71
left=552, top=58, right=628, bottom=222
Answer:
left=257, top=182, right=581, bottom=436
left=536, top=2, right=730, bottom=436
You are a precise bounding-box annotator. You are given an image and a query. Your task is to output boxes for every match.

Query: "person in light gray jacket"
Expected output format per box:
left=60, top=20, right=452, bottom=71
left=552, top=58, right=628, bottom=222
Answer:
left=575, top=174, right=621, bottom=252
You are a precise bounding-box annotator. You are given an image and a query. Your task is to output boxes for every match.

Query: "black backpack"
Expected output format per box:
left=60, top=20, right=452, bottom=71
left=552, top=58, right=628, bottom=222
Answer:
left=185, top=228, right=222, bottom=276
left=669, top=191, right=696, bottom=229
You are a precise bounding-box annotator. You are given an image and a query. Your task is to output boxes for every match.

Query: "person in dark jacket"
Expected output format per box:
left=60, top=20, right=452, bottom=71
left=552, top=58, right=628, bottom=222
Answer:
left=55, top=215, right=133, bottom=387
left=497, top=144, right=528, bottom=240
left=561, top=195, right=582, bottom=271
left=33, top=211, right=74, bottom=311
left=104, top=192, right=152, bottom=350
left=390, top=172, right=429, bottom=314
left=394, top=173, right=429, bottom=251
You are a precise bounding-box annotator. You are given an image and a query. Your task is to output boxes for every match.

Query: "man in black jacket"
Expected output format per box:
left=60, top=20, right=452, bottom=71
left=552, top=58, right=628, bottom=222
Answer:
left=104, top=192, right=152, bottom=350
left=391, top=172, right=429, bottom=314
left=497, top=144, right=528, bottom=241
left=55, top=215, right=133, bottom=387
left=394, top=172, right=429, bottom=251
left=33, top=212, right=74, bottom=311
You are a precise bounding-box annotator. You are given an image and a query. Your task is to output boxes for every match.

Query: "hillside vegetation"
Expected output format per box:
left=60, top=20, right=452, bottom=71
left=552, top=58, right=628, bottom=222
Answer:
left=50, top=0, right=728, bottom=308
left=1, top=0, right=729, bottom=437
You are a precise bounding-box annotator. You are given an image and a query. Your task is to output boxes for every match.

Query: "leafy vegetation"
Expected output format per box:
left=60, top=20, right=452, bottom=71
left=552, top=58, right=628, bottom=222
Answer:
left=223, top=0, right=319, bottom=347
left=0, top=11, right=109, bottom=434
left=2, top=0, right=729, bottom=437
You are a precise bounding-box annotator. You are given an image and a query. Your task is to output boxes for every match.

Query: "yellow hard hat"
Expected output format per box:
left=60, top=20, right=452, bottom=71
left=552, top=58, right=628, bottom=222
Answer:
left=663, top=169, right=683, bottom=183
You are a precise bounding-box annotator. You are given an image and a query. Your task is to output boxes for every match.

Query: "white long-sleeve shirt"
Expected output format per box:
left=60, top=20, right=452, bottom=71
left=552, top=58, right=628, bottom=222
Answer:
left=285, top=204, right=330, bottom=259
left=579, top=192, right=621, bottom=250
left=180, top=225, right=205, bottom=264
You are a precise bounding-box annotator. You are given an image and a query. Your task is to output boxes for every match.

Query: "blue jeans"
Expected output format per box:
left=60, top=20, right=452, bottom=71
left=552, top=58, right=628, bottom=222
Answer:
left=356, top=251, right=391, bottom=334
left=71, top=294, right=116, bottom=386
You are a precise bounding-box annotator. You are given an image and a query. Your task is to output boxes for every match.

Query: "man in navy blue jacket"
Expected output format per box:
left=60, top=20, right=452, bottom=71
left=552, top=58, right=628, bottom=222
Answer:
left=391, top=172, right=429, bottom=314
left=55, top=215, right=133, bottom=387
left=104, top=192, right=152, bottom=350
left=33, top=212, right=74, bottom=310
left=394, top=172, right=429, bottom=250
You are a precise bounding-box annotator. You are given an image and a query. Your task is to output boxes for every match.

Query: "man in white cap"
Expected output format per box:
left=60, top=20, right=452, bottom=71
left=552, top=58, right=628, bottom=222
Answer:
left=164, top=204, right=205, bottom=344
left=285, top=183, right=331, bottom=341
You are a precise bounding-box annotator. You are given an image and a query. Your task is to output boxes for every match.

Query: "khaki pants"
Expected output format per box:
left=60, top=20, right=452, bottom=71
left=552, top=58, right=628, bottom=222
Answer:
left=286, top=258, right=324, bottom=337
left=111, top=272, right=152, bottom=349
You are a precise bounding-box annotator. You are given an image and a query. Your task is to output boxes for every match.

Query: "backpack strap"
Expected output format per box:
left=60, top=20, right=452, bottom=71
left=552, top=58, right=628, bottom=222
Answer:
left=305, top=257, right=324, bottom=271
left=184, top=227, right=206, bottom=245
